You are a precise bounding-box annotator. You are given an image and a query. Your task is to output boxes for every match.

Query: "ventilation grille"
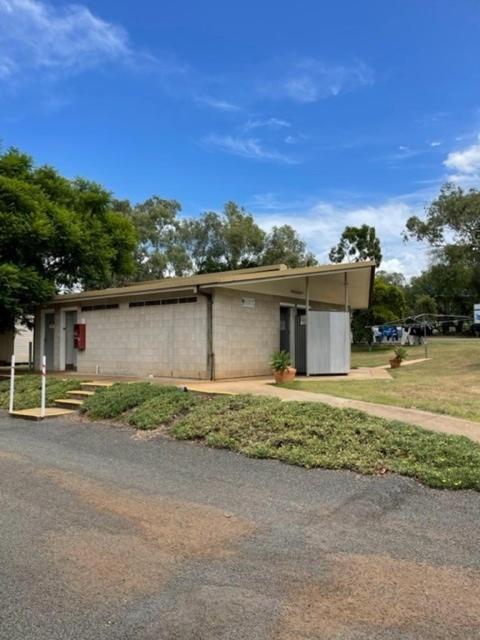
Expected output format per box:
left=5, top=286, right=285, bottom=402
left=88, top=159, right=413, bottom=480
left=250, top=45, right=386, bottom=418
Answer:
left=129, top=296, right=197, bottom=308
left=81, top=303, right=119, bottom=312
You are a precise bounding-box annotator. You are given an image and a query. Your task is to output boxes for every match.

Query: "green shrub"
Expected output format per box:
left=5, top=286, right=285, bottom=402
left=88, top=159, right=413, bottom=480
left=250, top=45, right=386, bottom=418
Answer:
left=173, top=394, right=480, bottom=491
left=270, top=350, right=292, bottom=372
left=393, top=346, right=408, bottom=361
left=127, top=389, right=202, bottom=430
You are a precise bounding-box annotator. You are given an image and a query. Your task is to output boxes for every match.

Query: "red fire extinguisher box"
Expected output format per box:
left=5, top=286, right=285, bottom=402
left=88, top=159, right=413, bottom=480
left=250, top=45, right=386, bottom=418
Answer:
left=73, top=324, right=86, bottom=350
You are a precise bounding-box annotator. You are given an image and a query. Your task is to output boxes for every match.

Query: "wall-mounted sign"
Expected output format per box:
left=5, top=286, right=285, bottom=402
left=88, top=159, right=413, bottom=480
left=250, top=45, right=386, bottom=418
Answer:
left=474, top=304, right=480, bottom=323
left=241, top=297, right=256, bottom=309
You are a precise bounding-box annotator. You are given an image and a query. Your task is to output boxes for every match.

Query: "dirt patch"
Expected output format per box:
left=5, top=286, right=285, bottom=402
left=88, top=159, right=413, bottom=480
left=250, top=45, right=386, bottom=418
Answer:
left=278, top=553, right=480, bottom=639
left=42, top=469, right=255, bottom=600
left=49, top=529, right=174, bottom=599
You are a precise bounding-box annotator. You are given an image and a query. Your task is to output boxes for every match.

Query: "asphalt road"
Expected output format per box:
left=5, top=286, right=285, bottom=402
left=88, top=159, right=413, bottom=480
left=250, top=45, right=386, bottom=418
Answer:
left=1, top=412, right=480, bottom=640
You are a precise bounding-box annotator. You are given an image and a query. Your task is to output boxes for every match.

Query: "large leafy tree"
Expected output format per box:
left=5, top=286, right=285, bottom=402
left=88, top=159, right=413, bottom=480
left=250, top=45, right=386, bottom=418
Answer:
left=351, top=275, right=407, bottom=343
left=123, top=196, right=191, bottom=280
left=405, top=183, right=480, bottom=257
left=182, top=202, right=266, bottom=273
left=0, top=147, right=137, bottom=332
left=261, top=225, right=317, bottom=268
left=329, top=224, right=382, bottom=265
left=405, top=183, right=480, bottom=314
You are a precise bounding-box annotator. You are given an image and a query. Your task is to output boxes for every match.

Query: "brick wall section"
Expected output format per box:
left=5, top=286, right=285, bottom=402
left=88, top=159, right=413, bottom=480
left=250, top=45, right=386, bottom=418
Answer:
left=212, top=288, right=279, bottom=378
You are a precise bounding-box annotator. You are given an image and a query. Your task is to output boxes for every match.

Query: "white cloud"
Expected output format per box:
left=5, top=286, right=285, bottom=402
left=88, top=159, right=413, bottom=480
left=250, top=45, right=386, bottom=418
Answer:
left=203, top=134, right=299, bottom=164
left=430, top=141, right=441, bottom=147
left=195, top=94, right=242, bottom=112
left=252, top=195, right=429, bottom=278
left=0, top=0, right=133, bottom=78
left=262, top=58, right=374, bottom=104
left=442, top=137, right=480, bottom=188
left=243, top=117, right=291, bottom=131
left=444, top=139, right=480, bottom=175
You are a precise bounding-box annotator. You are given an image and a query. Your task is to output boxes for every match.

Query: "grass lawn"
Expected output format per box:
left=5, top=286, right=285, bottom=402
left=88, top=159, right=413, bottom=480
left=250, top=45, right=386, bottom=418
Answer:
left=284, top=338, right=480, bottom=423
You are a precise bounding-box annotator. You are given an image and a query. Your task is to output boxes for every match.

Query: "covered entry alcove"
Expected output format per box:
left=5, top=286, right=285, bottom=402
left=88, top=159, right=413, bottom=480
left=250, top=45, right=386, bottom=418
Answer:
left=215, top=261, right=374, bottom=376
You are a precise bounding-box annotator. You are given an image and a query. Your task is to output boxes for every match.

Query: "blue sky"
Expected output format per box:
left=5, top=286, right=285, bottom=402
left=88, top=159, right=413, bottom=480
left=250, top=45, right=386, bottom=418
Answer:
left=1, top=0, right=480, bottom=277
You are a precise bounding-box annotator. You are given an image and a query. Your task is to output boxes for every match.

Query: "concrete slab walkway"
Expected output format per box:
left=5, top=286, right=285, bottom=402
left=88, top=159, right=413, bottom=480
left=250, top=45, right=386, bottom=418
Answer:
left=187, top=377, right=480, bottom=444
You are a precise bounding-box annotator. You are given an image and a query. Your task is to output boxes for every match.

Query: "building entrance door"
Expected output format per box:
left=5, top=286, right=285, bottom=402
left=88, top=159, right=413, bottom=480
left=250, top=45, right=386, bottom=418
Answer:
left=65, top=310, right=77, bottom=370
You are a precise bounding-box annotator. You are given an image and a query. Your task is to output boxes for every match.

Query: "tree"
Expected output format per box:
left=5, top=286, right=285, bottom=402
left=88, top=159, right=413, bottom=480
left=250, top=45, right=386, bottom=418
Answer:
left=125, top=196, right=191, bottom=280
left=376, top=270, right=406, bottom=288
left=405, top=261, right=477, bottom=316
left=329, top=224, right=382, bottom=265
left=0, top=147, right=137, bottom=332
left=181, top=211, right=226, bottom=274
left=412, top=294, right=437, bottom=316
left=405, top=183, right=480, bottom=258
left=351, top=276, right=406, bottom=343
left=182, top=202, right=265, bottom=273
left=261, top=225, right=317, bottom=268
left=405, top=183, right=480, bottom=314
left=221, top=201, right=266, bottom=269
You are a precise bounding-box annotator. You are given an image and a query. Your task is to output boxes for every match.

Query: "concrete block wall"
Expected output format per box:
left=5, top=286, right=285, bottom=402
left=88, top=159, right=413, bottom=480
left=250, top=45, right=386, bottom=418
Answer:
left=36, top=297, right=209, bottom=379
left=212, top=288, right=279, bottom=378
left=76, top=298, right=208, bottom=378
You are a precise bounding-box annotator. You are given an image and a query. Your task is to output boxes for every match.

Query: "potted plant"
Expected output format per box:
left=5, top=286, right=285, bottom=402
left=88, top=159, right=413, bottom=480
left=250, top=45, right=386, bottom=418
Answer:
left=389, top=346, right=408, bottom=369
left=270, top=350, right=297, bottom=384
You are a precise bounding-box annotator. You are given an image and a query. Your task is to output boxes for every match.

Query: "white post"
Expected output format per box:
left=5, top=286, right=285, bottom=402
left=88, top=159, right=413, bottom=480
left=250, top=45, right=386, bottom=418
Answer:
left=9, top=354, right=15, bottom=413
left=305, top=277, right=310, bottom=376
left=40, top=355, right=46, bottom=418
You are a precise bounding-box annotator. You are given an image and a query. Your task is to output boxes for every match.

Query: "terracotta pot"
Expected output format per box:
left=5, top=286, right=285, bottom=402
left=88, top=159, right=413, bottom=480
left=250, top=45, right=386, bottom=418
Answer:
left=389, top=357, right=401, bottom=369
left=273, top=366, right=297, bottom=384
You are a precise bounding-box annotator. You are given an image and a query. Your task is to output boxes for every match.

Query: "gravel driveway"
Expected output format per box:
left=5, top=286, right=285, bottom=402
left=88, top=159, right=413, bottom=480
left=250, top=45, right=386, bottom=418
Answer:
left=1, top=412, right=479, bottom=639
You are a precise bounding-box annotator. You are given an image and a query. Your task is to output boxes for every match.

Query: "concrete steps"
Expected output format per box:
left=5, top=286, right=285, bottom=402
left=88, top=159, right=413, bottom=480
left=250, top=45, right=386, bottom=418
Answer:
left=80, top=381, right=115, bottom=391
left=9, top=407, right=75, bottom=420
left=54, top=398, right=84, bottom=409
left=55, top=381, right=115, bottom=410
left=66, top=389, right=95, bottom=399
left=10, top=379, right=114, bottom=420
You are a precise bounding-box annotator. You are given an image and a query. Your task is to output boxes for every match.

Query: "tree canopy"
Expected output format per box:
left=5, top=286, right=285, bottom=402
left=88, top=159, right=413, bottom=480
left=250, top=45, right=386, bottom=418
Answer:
left=0, top=147, right=137, bottom=331
left=405, top=183, right=480, bottom=315
left=125, top=199, right=317, bottom=276
left=329, top=224, right=382, bottom=265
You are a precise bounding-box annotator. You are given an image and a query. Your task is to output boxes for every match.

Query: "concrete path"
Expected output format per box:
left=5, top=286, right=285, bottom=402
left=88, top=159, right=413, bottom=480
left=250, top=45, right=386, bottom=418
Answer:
left=1, top=413, right=480, bottom=639
left=188, top=377, right=480, bottom=443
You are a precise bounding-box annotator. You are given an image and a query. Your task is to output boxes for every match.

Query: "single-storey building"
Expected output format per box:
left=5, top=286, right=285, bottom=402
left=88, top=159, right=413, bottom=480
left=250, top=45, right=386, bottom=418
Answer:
left=34, top=261, right=374, bottom=379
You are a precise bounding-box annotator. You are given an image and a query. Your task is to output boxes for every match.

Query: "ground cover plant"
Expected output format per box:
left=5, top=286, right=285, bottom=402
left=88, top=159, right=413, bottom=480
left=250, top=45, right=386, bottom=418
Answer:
left=0, top=375, right=84, bottom=410
left=80, top=382, right=168, bottom=419
left=288, top=338, right=480, bottom=422
left=172, top=394, right=480, bottom=491
left=80, top=382, right=203, bottom=427
left=126, top=387, right=202, bottom=429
